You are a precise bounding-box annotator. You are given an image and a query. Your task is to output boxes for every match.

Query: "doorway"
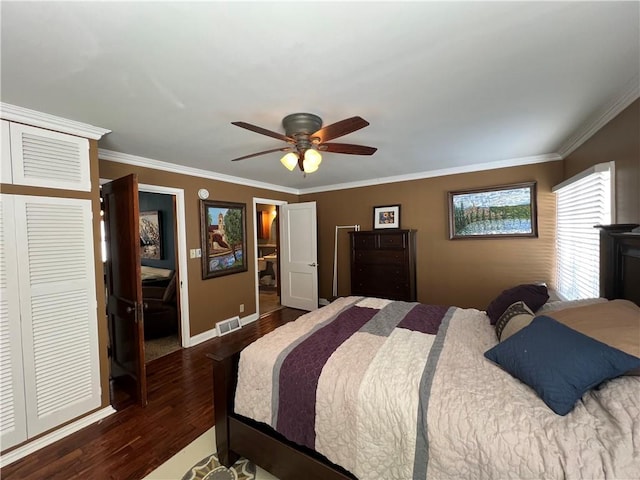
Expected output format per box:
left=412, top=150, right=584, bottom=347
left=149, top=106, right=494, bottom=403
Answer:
left=254, top=198, right=286, bottom=316
left=139, top=190, right=181, bottom=363
left=137, top=183, right=191, bottom=355
left=102, top=177, right=190, bottom=409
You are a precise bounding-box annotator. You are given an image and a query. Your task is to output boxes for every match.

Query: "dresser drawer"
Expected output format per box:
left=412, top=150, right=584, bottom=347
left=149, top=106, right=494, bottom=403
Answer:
left=353, top=264, right=407, bottom=282
left=378, top=233, right=406, bottom=249
left=352, top=234, right=376, bottom=250
left=354, top=250, right=406, bottom=264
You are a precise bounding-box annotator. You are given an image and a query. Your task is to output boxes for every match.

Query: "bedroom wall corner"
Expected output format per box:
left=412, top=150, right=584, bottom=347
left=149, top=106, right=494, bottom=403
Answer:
left=302, top=161, right=564, bottom=309
left=563, top=98, right=640, bottom=224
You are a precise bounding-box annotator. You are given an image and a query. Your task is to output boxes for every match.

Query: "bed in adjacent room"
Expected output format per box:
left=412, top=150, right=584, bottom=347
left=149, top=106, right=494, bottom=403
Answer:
left=209, top=225, right=640, bottom=480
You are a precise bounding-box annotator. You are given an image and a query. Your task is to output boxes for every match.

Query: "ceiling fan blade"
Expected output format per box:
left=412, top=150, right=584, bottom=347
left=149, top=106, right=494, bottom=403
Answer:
left=231, top=121, right=294, bottom=143
left=318, top=143, right=377, bottom=155
left=312, top=116, right=370, bottom=143
left=231, top=146, right=292, bottom=162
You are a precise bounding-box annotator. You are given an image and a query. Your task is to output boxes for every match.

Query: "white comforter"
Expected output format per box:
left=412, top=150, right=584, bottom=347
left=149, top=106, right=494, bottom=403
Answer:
left=235, top=297, right=640, bottom=479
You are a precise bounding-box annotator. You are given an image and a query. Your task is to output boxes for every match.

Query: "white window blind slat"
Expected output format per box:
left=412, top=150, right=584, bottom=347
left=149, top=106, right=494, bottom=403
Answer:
left=554, top=163, right=613, bottom=300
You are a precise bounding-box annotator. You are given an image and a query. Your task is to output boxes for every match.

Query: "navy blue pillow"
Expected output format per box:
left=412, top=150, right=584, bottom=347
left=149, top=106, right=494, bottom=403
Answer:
left=484, top=315, right=640, bottom=415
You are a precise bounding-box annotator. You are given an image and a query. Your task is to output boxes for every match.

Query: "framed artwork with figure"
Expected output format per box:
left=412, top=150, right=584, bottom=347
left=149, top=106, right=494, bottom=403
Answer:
left=139, top=211, right=162, bottom=259
left=200, top=200, right=247, bottom=279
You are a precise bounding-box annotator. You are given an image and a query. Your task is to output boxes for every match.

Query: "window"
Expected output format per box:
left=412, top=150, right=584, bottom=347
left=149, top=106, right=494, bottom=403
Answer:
left=553, top=162, right=614, bottom=300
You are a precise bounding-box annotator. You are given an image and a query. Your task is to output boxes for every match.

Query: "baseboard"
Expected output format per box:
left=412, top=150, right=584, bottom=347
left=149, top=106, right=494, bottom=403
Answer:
left=189, top=327, right=218, bottom=346
left=189, top=312, right=259, bottom=346
left=239, top=312, right=259, bottom=326
left=0, top=406, right=116, bottom=467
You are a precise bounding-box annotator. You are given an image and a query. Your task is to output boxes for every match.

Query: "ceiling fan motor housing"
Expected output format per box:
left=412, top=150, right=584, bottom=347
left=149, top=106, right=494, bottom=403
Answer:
left=282, top=113, right=323, bottom=138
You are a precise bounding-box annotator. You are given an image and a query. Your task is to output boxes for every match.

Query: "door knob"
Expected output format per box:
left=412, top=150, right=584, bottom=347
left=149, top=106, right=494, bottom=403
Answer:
left=308, top=262, right=317, bottom=267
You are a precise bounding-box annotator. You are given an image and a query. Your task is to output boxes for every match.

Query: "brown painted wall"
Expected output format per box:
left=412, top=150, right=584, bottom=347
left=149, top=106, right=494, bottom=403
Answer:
left=302, top=161, right=564, bottom=309
left=564, top=99, right=640, bottom=223
left=98, top=160, right=297, bottom=336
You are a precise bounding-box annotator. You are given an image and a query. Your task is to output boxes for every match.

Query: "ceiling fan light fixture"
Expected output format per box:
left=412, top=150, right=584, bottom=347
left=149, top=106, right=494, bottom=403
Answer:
left=280, top=152, right=298, bottom=171
left=303, top=149, right=322, bottom=173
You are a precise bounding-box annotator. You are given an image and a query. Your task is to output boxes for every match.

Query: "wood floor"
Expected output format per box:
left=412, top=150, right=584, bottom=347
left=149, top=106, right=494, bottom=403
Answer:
left=1, top=308, right=306, bottom=480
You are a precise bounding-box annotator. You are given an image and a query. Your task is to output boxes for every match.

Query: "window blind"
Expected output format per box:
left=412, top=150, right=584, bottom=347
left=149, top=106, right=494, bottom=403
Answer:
left=553, top=162, right=613, bottom=300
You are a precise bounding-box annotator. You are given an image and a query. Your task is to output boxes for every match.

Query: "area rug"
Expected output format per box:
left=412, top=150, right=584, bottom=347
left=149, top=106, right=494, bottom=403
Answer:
left=181, top=453, right=256, bottom=480
left=145, top=334, right=181, bottom=363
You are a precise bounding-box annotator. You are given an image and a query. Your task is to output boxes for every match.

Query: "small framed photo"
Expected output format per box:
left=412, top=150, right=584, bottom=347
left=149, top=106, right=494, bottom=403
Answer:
left=448, top=182, right=537, bottom=239
left=373, top=205, right=401, bottom=229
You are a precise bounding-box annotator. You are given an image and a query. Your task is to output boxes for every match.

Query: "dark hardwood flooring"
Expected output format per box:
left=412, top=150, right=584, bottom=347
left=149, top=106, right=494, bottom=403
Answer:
left=1, top=308, right=306, bottom=480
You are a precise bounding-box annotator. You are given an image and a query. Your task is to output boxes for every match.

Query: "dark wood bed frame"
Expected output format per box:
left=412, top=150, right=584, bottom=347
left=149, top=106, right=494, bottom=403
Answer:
left=208, top=224, right=640, bottom=480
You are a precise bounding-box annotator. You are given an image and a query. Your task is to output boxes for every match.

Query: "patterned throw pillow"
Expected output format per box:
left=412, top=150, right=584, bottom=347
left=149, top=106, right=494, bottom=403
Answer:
left=495, top=301, right=534, bottom=341
left=485, top=284, right=549, bottom=325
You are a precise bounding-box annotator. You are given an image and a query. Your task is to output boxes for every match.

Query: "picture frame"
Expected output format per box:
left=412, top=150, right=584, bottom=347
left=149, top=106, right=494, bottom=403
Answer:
left=200, top=200, right=248, bottom=279
left=139, top=211, right=162, bottom=259
left=373, top=205, right=401, bottom=229
left=448, top=182, right=538, bottom=239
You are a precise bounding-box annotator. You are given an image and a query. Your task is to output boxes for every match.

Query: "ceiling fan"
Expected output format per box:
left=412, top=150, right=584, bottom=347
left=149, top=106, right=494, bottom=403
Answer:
left=230, top=113, right=377, bottom=174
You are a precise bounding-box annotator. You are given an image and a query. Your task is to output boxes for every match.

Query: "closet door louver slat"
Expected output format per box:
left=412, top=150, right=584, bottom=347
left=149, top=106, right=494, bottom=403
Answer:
left=9, top=123, right=90, bottom=192
left=14, top=196, right=100, bottom=438
left=0, top=195, right=28, bottom=449
left=1, top=120, right=12, bottom=184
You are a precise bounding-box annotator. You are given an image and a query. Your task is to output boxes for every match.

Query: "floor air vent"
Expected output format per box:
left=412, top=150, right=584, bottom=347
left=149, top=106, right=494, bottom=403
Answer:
left=216, top=316, right=242, bottom=336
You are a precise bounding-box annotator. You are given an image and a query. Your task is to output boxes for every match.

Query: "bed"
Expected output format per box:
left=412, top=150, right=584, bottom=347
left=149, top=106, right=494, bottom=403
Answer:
left=209, top=224, right=640, bottom=479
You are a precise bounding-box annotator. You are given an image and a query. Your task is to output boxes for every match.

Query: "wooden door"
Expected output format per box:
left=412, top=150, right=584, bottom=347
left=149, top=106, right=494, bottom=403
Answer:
left=280, top=201, right=318, bottom=311
left=102, top=174, right=147, bottom=407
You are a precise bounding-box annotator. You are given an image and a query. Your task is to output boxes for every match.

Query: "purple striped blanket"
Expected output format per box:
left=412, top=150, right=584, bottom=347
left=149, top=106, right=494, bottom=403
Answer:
left=235, top=296, right=640, bottom=480
left=235, top=296, right=454, bottom=479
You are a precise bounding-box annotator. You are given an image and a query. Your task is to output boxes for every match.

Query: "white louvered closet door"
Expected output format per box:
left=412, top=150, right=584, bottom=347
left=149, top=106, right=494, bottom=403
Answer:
left=0, top=195, right=28, bottom=449
left=9, top=123, right=91, bottom=192
left=13, top=195, right=100, bottom=437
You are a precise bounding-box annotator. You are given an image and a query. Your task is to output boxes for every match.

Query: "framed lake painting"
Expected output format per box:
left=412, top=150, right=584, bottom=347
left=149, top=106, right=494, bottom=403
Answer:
left=200, top=200, right=247, bottom=279
left=448, top=182, right=537, bottom=239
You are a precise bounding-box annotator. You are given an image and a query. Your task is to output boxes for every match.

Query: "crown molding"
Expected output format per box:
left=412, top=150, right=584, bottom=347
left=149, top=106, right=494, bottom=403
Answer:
left=557, top=75, right=640, bottom=158
left=98, top=149, right=299, bottom=195
left=298, top=153, right=563, bottom=194
left=0, top=103, right=111, bottom=140
left=100, top=148, right=562, bottom=195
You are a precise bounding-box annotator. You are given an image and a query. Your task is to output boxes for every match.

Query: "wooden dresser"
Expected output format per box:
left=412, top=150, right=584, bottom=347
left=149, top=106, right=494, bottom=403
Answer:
left=349, top=229, right=416, bottom=301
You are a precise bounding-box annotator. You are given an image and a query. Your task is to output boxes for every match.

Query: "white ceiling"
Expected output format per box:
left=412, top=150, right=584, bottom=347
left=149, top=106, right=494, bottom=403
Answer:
left=2, top=1, right=638, bottom=194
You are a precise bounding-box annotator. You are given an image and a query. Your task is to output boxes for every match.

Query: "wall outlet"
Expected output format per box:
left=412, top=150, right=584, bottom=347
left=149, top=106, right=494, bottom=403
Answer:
left=239, top=303, right=245, bottom=313
left=196, top=248, right=202, bottom=258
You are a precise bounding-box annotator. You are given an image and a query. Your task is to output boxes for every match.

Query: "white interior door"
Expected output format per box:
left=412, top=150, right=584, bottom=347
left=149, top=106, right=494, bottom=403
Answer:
left=280, top=202, right=318, bottom=311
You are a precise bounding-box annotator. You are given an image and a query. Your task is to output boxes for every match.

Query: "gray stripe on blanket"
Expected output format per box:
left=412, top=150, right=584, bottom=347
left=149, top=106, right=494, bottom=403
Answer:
left=359, top=301, right=418, bottom=337
left=270, top=297, right=361, bottom=426
left=413, top=307, right=455, bottom=480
